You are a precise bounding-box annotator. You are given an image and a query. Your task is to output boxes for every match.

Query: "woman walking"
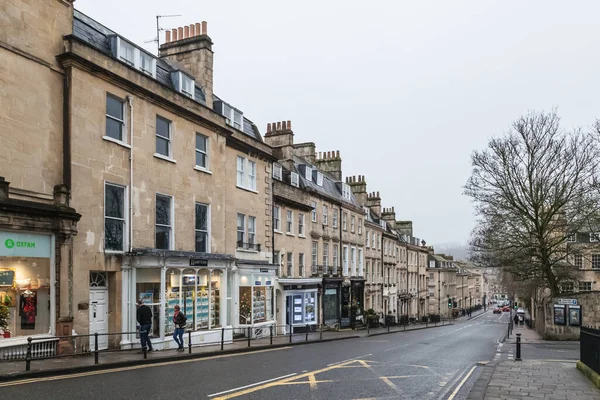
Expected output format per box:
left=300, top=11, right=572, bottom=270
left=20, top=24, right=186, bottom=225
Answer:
left=172, top=305, right=187, bottom=351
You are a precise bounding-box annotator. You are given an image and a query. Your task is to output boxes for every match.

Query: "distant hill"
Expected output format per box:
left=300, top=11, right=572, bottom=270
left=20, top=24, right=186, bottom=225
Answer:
left=432, top=243, right=470, bottom=261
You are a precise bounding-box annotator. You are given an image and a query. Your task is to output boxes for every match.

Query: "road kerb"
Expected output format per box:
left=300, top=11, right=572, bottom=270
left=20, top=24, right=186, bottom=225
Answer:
left=0, top=334, right=360, bottom=383
left=367, top=323, right=452, bottom=338
left=577, top=360, right=600, bottom=389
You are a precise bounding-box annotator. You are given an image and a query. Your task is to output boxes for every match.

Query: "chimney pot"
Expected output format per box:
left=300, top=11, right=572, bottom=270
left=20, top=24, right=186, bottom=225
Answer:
left=336, top=150, right=340, bottom=158
left=189, top=24, right=195, bottom=36
left=287, top=120, right=291, bottom=130
left=282, top=121, right=287, bottom=130
left=353, top=176, right=356, bottom=183
left=172, top=28, right=178, bottom=41
left=195, top=23, right=201, bottom=36
left=177, top=27, right=183, bottom=40
left=184, top=25, right=190, bottom=39
left=267, top=123, right=271, bottom=133
left=165, top=30, right=171, bottom=43
left=377, top=191, right=380, bottom=197
left=276, top=122, right=281, bottom=131
left=201, top=21, right=208, bottom=35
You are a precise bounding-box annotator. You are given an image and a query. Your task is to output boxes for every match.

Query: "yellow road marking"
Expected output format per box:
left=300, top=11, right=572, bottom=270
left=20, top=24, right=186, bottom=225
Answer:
left=380, top=377, right=399, bottom=391
left=213, top=359, right=360, bottom=400
left=0, top=347, right=292, bottom=388
left=308, top=374, right=318, bottom=389
left=447, top=365, right=477, bottom=400
left=278, top=379, right=333, bottom=386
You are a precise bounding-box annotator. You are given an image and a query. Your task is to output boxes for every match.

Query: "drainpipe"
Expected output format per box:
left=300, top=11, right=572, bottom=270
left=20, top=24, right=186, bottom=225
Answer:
left=380, top=231, right=384, bottom=316
left=127, top=96, right=134, bottom=252
left=339, top=206, right=342, bottom=325
left=405, top=244, right=409, bottom=318
left=271, top=178, right=275, bottom=264
left=63, top=67, right=72, bottom=192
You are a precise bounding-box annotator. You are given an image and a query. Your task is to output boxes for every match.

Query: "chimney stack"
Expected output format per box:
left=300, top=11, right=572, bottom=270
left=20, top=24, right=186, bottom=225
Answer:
left=347, top=175, right=368, bottom=206
left=160, top=21, right=214, bottom=107
left=263, top=120, right=295, bottom=161
left=314, top=150, right=342, bottom=181
left=366, top=191, right=382, bottom=216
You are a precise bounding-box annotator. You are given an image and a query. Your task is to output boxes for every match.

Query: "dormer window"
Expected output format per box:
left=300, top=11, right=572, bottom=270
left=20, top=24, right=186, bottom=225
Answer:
left=316, top=171, right=324, bottom=186
left=305, top=166, right=313, bottom=180
left=222, top=103, right=243, bottom=130
left=111, top=36, right=156, bottom=78
left=342, top=183, right=351, bottom=200
left=273, top=164, right=282, bottom=181
left=119, top=40, right=135, bottom=66
left=291, top=172, right=299, bottom=187
left=380, top=220, right=387, bottom=229
left=590, top=232, right=600, bottom=242
left=180, top=74, right=195, bottom=98
left=139, top=52, right=155, bottom=76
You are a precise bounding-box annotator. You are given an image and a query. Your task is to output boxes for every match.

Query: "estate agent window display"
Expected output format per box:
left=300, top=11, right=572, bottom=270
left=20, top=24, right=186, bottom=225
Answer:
left=136, top=267, right=223, bottom=339
left=238, top=274, right=274, bottom=326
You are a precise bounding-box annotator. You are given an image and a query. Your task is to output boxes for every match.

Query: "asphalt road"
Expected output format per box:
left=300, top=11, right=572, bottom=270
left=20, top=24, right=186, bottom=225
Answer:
left=0, top=311, right=529, bottom=400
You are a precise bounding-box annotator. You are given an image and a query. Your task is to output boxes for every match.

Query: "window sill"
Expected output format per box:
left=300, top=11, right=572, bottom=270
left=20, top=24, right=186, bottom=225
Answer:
left=102, top=136, right=131, bottom=149
left=194, top=166, right=212, bottom=175
left=104, top=250, right=126, bottom=255
left=298, top=235, right=307, bottom=239
left=236, top=248, right=259, bottom=254
left=154, top=153, right=177, bottom=163
left=274, top=230, right=283, bottom=235
left=236, top=185, right=258, bottom=194
left=286, top=233, right=295, bottom=237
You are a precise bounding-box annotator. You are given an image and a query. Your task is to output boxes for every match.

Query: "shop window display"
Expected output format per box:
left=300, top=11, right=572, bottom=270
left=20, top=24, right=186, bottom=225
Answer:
left=0, top=257, right=51, bottom=338
left=135, top=268, right=161, bottom=338
left=239, top=284, right=273, bottom=325
left=163, top=268, right=221, bottom=333
left=287, top=291, right=317, bottom=326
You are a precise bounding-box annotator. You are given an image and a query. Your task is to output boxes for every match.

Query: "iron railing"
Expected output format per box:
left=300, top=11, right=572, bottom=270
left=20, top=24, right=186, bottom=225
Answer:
left=581, top=326, right=600, bottom=374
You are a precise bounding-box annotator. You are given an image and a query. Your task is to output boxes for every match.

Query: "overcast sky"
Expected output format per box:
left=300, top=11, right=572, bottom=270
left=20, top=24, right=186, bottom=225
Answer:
left=76, top=0, right=600, bottom=247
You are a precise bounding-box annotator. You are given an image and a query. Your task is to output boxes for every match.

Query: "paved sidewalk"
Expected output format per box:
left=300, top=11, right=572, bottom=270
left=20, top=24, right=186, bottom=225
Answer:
left=468, top=359, right=600, bottom=399
left=0, top=320, right=452, bottom=379
left=506, top=323, right=544, bottom=344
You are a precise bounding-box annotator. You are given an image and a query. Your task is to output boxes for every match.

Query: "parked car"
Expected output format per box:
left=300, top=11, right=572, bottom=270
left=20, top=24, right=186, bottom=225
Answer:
left=493, top=308, right=502, bottom=314
left=502, top=306, right=510, bottom=312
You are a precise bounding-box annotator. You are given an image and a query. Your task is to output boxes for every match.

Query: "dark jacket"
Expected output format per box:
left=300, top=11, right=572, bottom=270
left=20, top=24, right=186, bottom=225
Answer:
left=137, top=304, right=152, bottom=325
left=173, top=311, right=186, bottom=328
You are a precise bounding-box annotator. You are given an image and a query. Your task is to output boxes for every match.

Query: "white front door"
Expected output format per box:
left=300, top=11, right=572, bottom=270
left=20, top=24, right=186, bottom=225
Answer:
left=90, top=288, right=109, bottom=351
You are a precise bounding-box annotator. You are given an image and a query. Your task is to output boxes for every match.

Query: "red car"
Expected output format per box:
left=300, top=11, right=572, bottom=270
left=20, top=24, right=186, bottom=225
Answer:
left=502, top=306, right=510, bottom=312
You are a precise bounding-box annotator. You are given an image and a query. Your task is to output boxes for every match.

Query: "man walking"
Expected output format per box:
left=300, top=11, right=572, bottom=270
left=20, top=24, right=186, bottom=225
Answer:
left=136, top=299, right=154, bottom=352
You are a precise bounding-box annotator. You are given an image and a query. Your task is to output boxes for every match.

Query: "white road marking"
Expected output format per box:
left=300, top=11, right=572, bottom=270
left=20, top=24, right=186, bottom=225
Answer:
left=447, top=365, right=477, bottom=400
left=207, top=373, right=298, bottom=397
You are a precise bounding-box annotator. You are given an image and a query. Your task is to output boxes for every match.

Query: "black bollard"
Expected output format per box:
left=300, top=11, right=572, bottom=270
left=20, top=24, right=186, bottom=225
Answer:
left=516, top=333, right=522, bottom=361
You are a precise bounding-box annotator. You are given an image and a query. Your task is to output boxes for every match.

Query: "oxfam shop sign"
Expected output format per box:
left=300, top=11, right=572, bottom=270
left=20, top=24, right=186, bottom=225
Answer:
left=0, top=231, right=51, bottom=258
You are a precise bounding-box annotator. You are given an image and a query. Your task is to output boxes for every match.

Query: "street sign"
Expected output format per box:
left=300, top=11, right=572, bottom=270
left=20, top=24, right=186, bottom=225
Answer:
left=557, top=299, right=577, bottom=305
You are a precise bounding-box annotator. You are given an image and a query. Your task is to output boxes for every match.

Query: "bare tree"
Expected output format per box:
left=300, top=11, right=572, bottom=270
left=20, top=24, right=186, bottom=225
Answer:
left=465, top=110, right=600, bottom=296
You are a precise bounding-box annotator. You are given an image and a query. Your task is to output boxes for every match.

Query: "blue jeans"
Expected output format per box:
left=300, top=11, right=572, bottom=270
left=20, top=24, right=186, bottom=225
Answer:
left=173, top=327, right=184, bottom=349
left=140, top=323, right=153, bottom=350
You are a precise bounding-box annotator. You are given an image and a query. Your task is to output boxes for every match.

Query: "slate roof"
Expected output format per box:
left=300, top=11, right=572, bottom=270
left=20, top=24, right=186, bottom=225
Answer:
left=289, top=155, right=363, bottom=211
left=72, top=10, right=262, bottom=142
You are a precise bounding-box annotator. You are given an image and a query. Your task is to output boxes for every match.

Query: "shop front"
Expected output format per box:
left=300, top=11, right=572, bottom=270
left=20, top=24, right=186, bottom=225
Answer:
left=279, top=279, right=321, bottom=333
left=234, top=263, right=277, bottom=338
left=121, top=250, right=234, bottom=350
left=322, top=278, right=342, bottom=328
left=0, top=231, right=56, bottom=357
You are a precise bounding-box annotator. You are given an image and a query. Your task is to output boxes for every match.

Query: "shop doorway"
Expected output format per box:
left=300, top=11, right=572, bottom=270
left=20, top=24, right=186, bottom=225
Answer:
left=89, top=272, right=108, bottom=351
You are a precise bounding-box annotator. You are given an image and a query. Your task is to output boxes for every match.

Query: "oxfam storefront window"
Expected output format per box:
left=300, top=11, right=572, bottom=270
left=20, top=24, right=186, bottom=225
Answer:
left=0, top=231, right=53, bottom=338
